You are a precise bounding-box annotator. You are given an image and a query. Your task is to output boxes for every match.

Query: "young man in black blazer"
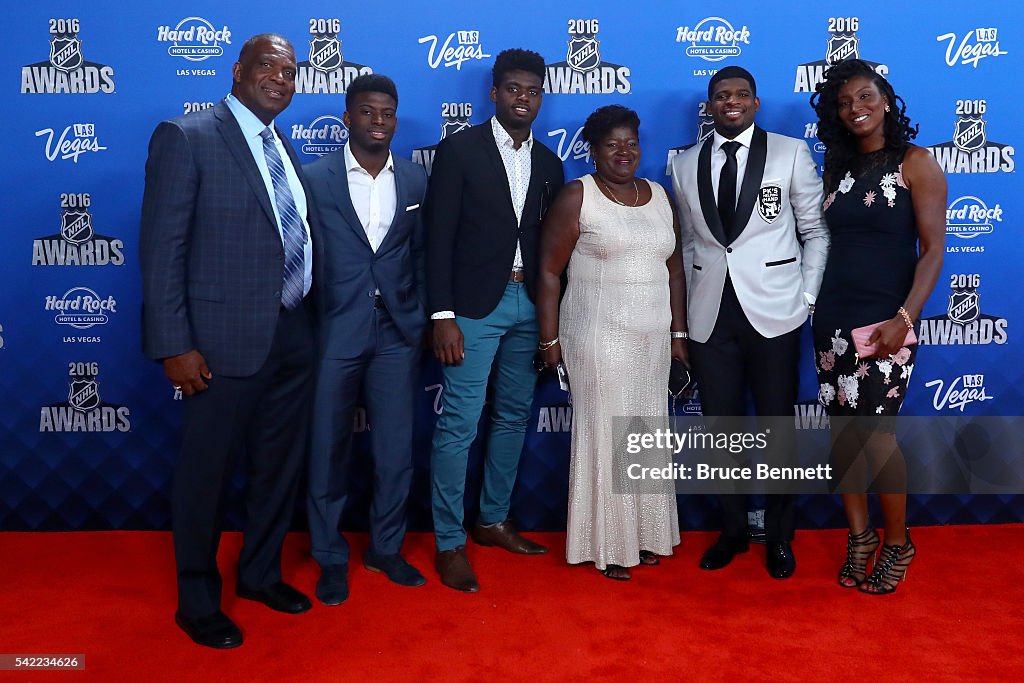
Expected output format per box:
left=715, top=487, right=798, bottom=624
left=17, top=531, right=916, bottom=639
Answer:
left=426, top=49, right=564, bottom=592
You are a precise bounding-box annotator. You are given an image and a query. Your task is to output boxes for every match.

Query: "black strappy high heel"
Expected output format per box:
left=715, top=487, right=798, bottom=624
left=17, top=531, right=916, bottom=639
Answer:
left=860, top=529, right=915, bottom=595
left=838, top=527, right=880, bottom=588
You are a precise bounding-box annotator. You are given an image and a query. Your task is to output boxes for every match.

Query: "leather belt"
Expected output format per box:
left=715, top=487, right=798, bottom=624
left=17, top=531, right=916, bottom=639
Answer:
left=509, top=270, right=525, bottom=283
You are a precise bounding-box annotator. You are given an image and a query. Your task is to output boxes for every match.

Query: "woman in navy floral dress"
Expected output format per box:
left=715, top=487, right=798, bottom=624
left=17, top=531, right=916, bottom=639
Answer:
left=811, top=60, right=946, bottom=594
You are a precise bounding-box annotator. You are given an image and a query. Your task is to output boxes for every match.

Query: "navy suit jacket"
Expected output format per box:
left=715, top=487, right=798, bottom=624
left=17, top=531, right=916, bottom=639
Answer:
left=140, top=100, right=323, bottom=377
left=303, top=148, right=428, bottom=358
left=425, top=122, right=564, bottom=319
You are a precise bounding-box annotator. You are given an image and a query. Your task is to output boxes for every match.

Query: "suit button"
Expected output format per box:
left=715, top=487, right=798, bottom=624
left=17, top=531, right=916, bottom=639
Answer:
left=726, top=247, right=733, bottom=253
left=273, top=290, right=281, bottom=298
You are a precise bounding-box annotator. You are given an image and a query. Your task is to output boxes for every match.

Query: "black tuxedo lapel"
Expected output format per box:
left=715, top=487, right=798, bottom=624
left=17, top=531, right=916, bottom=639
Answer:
left=215, top=103, right=277, bottom=229
left=327, top=147, right=372, bottom=250
left=478, top=123, right=519, bottom=227
left=696, top=137, right=728, bottom=247
left=731, top=126, right=768, bottom=243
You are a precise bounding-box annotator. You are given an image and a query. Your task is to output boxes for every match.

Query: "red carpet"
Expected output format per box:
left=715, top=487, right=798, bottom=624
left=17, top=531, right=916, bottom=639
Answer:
left=1, top=526, right=1022, bottom=681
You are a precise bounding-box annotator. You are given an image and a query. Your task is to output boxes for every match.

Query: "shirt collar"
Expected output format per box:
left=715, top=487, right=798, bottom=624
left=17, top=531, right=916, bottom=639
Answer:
left=713, top=123, right=756, bottom=152
left=344, top=143, right=395, bottom=176
left=491, top=116, right=533, bottom=151
left=224, top=93, right=275, bottom=140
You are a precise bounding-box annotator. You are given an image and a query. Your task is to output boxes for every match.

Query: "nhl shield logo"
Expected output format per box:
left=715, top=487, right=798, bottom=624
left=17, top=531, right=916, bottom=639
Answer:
left=309, top=36, right=343, bottom=73
left=566, top=36, right=600, bottom=73
left=825, top=33, right=859, bottom=65
left=697, top=117, right=716, bottom=144
left=60, top=210, right=94, bottom=244
left=68, top=379, right=100, bottom=412
left=756, top=184, right=783, bottom=223
left=953, top=116, right=986, bottom=152
left=441, top=118, right=471, bottom=140
left=948, top=289, right=980, bottom=324
left=50, top=35, right=84, bottom=72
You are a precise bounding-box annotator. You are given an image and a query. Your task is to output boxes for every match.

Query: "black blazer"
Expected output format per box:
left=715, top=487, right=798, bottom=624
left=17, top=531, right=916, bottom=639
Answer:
left=426, top=122, right=564, bottom=319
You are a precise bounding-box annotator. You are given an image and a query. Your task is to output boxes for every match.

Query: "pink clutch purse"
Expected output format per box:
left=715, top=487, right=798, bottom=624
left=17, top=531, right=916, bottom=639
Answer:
left=851, top=321, right=917, bottom=358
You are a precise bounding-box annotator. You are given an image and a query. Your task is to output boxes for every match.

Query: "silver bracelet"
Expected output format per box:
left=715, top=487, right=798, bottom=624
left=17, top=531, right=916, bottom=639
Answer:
left=670, top=331, right=689, bottom=340
left=538, top=337, right=560, bottom=351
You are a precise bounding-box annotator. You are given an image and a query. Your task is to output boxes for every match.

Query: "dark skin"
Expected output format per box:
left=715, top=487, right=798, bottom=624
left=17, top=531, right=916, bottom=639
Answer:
left=836, top=77, right=946, bottom=358
left=708, top=77, right=760, bottom=139
left=230, top=36, right=297, bottom=125
left=163, top=36, right=298, bottom=395
left=537, top=125, right=688, bottom=580
left=538, top=125, right=689, bottom=370
left=432, top=69, right=544, bottom=366
left=830, top=76, right=946, bottom=557
left=344, top=91, right=397, bottom=177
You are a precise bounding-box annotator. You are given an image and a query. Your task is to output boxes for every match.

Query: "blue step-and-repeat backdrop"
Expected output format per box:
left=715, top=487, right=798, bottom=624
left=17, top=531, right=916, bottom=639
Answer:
left=2, top=1, right=1020, bottom=532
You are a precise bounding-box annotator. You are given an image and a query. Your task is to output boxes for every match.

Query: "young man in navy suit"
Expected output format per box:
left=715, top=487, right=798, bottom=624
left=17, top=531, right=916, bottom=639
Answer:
left=141, top=34, right=319, bottom=649
left=304, top=75, right=429, bottom=605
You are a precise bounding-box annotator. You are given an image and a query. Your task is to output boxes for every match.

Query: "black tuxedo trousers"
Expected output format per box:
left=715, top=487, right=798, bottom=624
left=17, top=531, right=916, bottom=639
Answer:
left=687, top=276, right=800, bottom=542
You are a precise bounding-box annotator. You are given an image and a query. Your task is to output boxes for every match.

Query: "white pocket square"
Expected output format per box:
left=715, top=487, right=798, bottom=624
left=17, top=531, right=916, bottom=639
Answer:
left=406, top=204, right=420, bottom=211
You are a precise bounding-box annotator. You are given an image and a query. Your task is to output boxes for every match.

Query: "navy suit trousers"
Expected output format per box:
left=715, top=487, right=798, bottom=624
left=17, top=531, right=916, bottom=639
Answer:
left=307, top=304, right=419, bottom=566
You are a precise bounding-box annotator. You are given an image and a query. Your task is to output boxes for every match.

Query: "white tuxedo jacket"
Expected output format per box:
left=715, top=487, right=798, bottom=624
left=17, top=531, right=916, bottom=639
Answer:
left=671, top=126, right=829, bottom=343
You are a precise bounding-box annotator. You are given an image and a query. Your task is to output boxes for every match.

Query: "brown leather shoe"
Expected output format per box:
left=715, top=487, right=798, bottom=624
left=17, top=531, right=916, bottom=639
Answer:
left=435, top=546, right=479, bottom=592
left=470, top=520, right=548, bottom=555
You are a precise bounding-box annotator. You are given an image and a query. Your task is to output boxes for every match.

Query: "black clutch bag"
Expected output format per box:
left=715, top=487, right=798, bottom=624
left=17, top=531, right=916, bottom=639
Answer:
left=669, top=360, right=692, bottom=398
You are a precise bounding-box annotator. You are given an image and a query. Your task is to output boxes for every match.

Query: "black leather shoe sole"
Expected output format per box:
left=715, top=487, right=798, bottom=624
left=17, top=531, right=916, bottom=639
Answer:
left=236, top=583, right=312, bottom=614
left=767, top=558, right=796, bottom=579
left=175, top=611, right=242, bottom=649
left=766, top=544, right=797, bottom=579
left=699, top=543, right=750, bottom=570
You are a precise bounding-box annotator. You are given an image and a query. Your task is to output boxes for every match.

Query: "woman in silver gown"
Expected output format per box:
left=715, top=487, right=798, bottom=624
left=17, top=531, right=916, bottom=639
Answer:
left=536, top=105, right=688, bottom=580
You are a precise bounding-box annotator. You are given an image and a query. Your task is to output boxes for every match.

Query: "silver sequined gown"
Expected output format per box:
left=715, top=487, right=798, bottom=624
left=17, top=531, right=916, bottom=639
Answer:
left=562, top=174, right=680, bottom=570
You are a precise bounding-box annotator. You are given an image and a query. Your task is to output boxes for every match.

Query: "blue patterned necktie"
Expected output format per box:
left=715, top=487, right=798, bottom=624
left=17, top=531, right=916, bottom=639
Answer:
left=260, top=127, right=307, bottom=309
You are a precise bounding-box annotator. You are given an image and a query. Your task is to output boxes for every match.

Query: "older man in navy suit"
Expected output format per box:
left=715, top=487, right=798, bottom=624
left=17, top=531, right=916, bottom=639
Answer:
left=140, top=33, right=320, bottom=649
left=304, top=74, right=429, bottom=605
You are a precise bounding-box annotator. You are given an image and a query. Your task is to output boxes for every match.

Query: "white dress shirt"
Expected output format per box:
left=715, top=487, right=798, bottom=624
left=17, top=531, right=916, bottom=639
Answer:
left=490, top=115, right=533, bottom=271
left=430, top=117, right=535, bottom=321
left=224, top=94, right=312, bottom=297
left=710, top=122, right=815, bottom=306
left=710, top=123, right=756, bottom=207
left=344, top=143, right=397, bottom=253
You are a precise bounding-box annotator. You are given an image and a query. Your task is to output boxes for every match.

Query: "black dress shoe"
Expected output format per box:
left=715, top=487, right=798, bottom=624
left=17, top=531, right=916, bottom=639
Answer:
left=364, top=552, right=427, bottom=587
left=699, top=536, right=749, bottom=570
left=766, top=541, right=796, bottom=579
left=316, top=564, right=349, bottom=606
left=175, top=610, right=242, bottom=649
left=236, top=581, right=312, bottom=614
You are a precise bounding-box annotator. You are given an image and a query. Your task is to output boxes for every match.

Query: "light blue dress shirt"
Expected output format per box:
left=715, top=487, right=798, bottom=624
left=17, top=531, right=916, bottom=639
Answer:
left=224, top=94, right=313, bottom=297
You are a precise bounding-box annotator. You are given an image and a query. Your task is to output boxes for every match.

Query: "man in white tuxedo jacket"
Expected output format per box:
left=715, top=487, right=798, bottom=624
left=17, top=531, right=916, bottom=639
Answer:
left=671, top=66, right=829, bottom=579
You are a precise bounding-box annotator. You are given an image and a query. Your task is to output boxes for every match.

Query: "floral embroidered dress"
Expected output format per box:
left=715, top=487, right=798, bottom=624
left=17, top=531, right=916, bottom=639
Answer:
left=813, top=149, right=918, bottom=416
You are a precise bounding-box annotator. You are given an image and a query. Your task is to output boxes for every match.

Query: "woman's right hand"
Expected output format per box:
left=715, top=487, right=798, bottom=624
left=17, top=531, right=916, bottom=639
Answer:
left=542, top=343, right=562, bottom=368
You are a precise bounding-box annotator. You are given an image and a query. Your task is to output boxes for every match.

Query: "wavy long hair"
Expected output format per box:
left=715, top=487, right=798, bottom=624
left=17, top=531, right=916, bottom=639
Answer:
left=810, top=59, right=918, bottom=191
